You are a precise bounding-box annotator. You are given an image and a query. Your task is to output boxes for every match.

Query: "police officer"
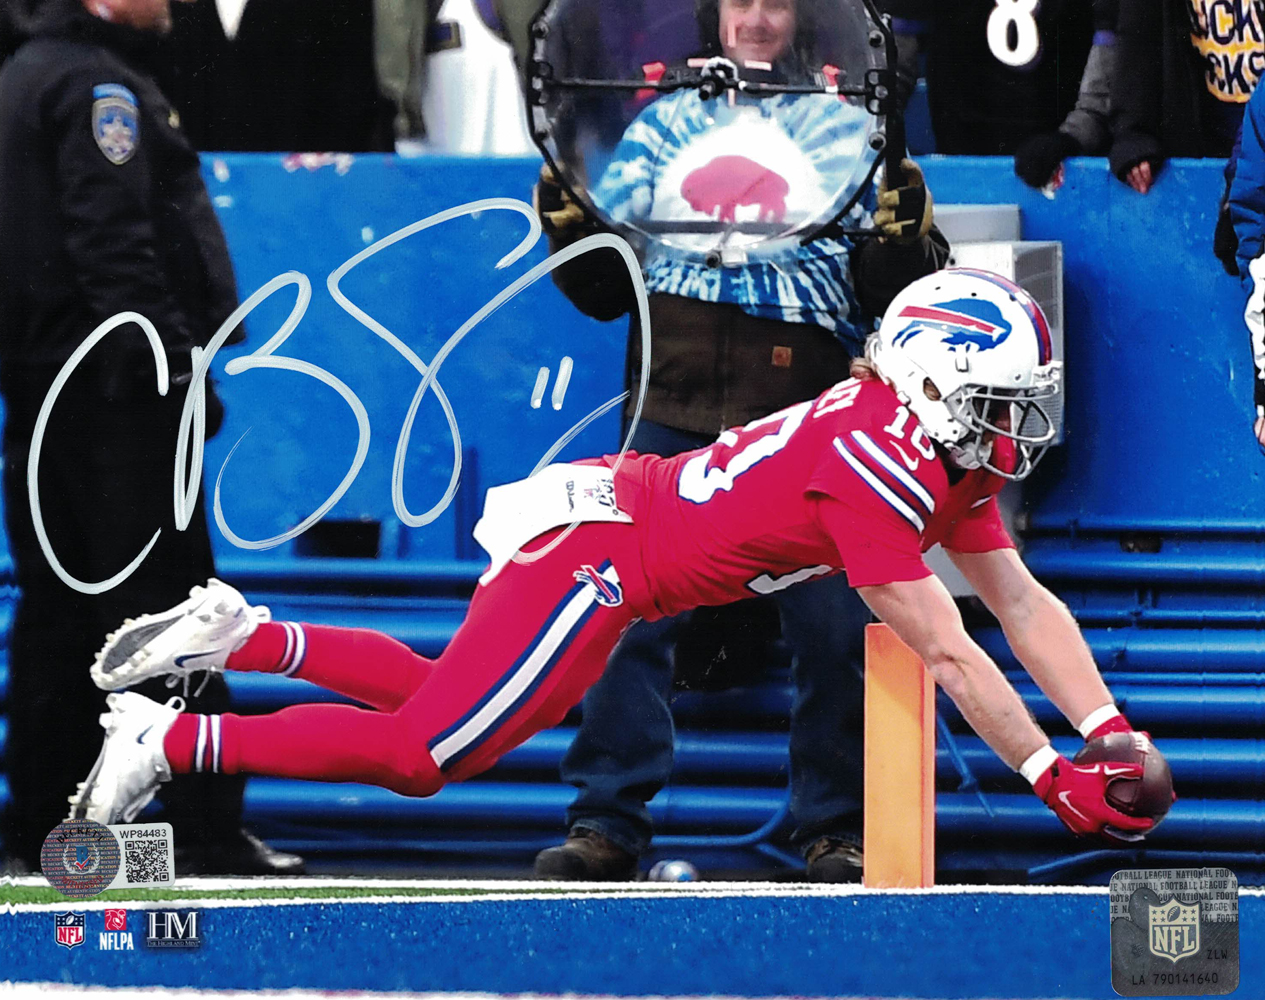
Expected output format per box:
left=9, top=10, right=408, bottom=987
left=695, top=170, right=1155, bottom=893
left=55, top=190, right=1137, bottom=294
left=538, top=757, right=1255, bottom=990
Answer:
left=0, top=0, right=300, bottom=875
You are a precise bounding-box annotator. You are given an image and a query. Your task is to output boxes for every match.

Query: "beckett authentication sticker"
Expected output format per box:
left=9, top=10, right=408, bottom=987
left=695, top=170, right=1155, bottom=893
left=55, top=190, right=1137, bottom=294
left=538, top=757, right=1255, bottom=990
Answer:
left=108, top=822, right=176, bottom=889
left=41, top=821, right=175, bottom=898
left=40, top=819, right=120, bottom=898
left=1111, top=868, right=1239, bottom=996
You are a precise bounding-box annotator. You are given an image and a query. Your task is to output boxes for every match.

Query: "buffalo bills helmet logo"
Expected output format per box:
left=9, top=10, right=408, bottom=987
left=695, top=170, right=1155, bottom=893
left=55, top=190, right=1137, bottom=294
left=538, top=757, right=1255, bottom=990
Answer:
left=892, top=298, right=1013, bottom=353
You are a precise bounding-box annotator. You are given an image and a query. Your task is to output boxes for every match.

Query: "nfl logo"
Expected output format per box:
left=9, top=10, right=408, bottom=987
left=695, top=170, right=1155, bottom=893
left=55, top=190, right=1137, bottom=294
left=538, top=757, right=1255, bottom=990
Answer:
left=55, top=912, right=85, bottom=949
left=1148, top=898, right=1201, bottom=963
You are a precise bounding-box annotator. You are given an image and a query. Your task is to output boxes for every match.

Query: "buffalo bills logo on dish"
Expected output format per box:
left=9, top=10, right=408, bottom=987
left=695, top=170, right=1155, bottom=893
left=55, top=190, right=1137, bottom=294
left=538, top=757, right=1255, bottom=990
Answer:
left=573, top=565, right=624, bottom=607
left=892, top=298, right=1013, bottom=353
left=681, top=156, right=789, bottom=223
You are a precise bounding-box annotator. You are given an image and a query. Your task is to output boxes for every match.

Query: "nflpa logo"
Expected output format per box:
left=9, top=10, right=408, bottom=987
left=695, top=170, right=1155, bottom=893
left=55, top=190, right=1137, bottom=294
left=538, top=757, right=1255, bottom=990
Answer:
left=104, top=909, right=127, bottom=931
left=145, top=910, right=202, bottom=949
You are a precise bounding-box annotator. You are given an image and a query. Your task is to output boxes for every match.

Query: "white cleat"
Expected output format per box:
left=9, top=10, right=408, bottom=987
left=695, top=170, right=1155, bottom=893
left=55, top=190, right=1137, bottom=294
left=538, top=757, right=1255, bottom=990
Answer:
left=68, top=692, right=185, bottom=825
left=90, top=578, right=271, bottom=692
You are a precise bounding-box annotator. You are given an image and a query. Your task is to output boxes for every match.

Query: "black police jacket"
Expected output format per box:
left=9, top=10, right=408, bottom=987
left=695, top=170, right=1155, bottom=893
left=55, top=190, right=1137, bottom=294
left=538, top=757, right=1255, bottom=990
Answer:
left=0, top=3, right=239, bottom=399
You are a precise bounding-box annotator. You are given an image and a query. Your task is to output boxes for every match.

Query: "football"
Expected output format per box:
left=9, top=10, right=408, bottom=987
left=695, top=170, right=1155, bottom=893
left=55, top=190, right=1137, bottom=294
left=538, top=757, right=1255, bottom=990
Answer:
left=1074, top=731, right=1175, bottom=837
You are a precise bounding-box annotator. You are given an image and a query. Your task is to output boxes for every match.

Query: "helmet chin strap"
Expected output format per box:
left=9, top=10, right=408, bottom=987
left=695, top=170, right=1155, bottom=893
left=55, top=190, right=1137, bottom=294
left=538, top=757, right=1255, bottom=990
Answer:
left=945, top=437, right=992, bottom=472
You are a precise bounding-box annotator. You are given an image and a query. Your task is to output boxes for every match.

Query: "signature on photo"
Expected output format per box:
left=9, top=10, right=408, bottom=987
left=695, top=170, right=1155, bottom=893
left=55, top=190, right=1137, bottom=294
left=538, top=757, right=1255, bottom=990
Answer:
left=28, top=198, right=652, bottom=595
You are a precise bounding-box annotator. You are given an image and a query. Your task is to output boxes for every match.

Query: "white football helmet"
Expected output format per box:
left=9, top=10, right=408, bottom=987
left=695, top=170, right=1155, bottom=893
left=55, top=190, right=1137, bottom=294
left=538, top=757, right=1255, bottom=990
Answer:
left=868, top=268, right=1062, bottom=480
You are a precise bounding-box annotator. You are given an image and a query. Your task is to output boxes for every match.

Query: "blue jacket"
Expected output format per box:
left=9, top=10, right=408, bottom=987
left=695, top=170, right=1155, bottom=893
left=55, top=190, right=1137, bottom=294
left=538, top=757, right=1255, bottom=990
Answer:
left=1229, top=83, right=1265, bottom=405
left=1230, top=84, right=1265, bottom=278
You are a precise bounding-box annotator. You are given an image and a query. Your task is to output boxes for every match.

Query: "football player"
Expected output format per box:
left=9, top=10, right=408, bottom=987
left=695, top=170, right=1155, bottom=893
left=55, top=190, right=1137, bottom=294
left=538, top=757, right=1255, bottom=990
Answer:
left=70, top=269, right=1164, bottom=843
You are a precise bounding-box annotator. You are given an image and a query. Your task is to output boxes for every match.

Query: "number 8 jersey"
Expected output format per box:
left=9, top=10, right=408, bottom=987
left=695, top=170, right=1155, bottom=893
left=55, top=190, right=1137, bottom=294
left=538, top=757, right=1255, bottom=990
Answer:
left=604, top=375, right=1015, bottom=618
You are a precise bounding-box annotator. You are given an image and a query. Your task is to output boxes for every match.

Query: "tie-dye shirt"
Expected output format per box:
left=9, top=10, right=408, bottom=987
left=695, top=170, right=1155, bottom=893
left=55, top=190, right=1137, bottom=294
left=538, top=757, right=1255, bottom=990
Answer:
left=592, top=89, right=878, bottom=351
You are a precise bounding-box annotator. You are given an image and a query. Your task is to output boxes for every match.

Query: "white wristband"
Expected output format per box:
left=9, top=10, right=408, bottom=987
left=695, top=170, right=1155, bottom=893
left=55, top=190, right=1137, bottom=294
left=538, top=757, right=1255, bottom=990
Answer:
left=1019, top=744, right=1060, bottom=786
left=1078, top=704, right=1123, bottom=739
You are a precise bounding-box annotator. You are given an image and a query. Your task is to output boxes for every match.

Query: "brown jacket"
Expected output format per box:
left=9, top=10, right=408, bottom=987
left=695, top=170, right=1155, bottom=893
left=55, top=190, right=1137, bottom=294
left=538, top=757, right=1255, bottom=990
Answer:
left=549, top=231, right=950, bottom=436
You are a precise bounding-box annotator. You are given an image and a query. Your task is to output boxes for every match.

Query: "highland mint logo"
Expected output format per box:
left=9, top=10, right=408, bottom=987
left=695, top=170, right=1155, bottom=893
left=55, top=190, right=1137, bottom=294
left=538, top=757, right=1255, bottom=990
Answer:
left=145, top=910, right=201, bottom=949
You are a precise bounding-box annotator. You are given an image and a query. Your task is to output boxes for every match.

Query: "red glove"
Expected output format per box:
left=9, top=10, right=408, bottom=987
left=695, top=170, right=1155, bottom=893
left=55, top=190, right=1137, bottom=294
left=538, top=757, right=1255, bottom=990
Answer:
left=1086, top=713, right=1133, bottom=741
left=1033, top=755, right=1155, bottom=840
left=1085, top=710, right=1153, bottom=744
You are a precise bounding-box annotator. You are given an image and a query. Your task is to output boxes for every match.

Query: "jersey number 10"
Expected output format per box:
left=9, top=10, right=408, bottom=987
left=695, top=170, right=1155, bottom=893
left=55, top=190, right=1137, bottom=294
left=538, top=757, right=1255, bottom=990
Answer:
left=677, top=401, right=813, bottom=504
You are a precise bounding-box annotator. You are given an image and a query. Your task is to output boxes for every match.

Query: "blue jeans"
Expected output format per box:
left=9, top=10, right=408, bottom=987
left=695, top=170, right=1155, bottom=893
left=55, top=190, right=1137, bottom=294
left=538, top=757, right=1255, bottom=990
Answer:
left=561, top=420, right=869, bottom=855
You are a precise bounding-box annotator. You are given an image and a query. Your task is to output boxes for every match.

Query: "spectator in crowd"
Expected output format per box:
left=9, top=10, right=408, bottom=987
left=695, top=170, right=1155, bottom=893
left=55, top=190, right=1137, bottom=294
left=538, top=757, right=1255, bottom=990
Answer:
left=375, top=0, right=431, bottom=146
left=530, top=0, right=948, bottom=881
left=1227, top=76, right=1265, bottom=451
left=0, top=0, right=301, bottom=875
left=415, top=0, right=535, bottom=154
left=374, top=0, right=537, bottom=154
left=160, top=0, right=395, bottom=152
left=1013, top=1, right=1118, bottom=191
left=1111, top=1, right=1263, bottom=277
left=1109, top=0, right=1260, bottom=195
left=884, top=0, right=1094, bottom=155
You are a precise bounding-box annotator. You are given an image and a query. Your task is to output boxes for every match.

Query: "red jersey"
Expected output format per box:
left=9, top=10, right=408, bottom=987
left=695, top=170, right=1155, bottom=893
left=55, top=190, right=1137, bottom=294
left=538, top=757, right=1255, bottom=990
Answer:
left=605, top=377, right=1014, bottom=618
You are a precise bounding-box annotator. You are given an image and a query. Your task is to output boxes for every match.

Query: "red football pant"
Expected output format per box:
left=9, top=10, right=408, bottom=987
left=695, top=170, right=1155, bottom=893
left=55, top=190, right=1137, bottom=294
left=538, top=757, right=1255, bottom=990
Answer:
left=166, top=524, right=643, bottom=797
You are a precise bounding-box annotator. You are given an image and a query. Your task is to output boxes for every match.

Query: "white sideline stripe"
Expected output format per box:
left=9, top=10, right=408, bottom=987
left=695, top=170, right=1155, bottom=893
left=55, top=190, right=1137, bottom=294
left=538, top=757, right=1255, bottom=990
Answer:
left=11, top=874, right=1257, bottom=895
left=832, top=438, right=925, bottom=531
left=6, top=877, right=1258, bottom=914
left=3, top=883, right=1128, bottom=914
left=850, top=431, right=935, bottom=512
left=428, top=567, right=613, bottom=767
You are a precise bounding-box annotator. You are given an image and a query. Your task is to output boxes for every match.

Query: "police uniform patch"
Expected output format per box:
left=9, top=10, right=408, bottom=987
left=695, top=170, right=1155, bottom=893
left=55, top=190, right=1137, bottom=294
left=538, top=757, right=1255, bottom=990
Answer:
left=91, top=83, right=139, bottom=165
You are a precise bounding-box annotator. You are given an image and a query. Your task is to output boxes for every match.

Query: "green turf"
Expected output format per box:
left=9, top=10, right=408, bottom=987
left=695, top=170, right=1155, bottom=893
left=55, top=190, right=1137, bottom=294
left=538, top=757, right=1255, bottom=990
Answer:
left=0, top=883, right=611, bottom=905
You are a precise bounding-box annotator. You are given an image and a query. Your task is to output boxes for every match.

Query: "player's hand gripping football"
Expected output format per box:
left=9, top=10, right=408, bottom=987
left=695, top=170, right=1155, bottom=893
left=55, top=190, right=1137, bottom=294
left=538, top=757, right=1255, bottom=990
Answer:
left=875, top=158, right=934, bottom=244
left=1033, top=754, right=1155, bottom=842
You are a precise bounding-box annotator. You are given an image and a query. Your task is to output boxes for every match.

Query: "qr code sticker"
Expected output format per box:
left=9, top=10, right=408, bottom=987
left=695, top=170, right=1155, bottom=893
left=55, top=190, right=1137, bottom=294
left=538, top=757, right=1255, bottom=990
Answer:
left=124, top=837, right=170, bottom=883
left=106, top=822, right=175, bottom=889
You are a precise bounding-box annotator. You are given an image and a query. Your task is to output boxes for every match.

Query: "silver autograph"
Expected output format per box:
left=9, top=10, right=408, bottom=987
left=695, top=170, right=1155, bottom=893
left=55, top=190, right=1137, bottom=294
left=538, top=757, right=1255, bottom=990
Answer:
left=30, top=198, right=652, bottom=594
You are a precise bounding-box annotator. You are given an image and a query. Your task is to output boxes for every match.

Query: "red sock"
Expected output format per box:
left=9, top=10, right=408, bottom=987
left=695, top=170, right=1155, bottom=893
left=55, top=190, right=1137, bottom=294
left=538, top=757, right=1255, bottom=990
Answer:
left=164, top=706, right=442, bottom=796
left=163, top=713, right=232, bottom=775
left=164, top=714, right=200, bottom=774
left=228, top=706, right=442, bottom=796
left=227, top=622, right=433, bottom=712
left=226, top=622, right=297, bottom=674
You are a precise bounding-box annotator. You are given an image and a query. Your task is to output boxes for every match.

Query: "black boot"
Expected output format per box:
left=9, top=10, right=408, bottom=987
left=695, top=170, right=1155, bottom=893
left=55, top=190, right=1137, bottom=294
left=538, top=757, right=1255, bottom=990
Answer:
left=804, top=835, right=863, bottom=883
left=534, top=827, right=638, bottom=880
left=176, top=830, right=306, bottom=876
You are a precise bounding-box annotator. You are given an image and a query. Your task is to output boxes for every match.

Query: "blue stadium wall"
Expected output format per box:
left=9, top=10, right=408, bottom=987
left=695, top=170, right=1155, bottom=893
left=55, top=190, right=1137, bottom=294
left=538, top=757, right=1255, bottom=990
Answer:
left=1, top=154, right=1263, bottom=881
